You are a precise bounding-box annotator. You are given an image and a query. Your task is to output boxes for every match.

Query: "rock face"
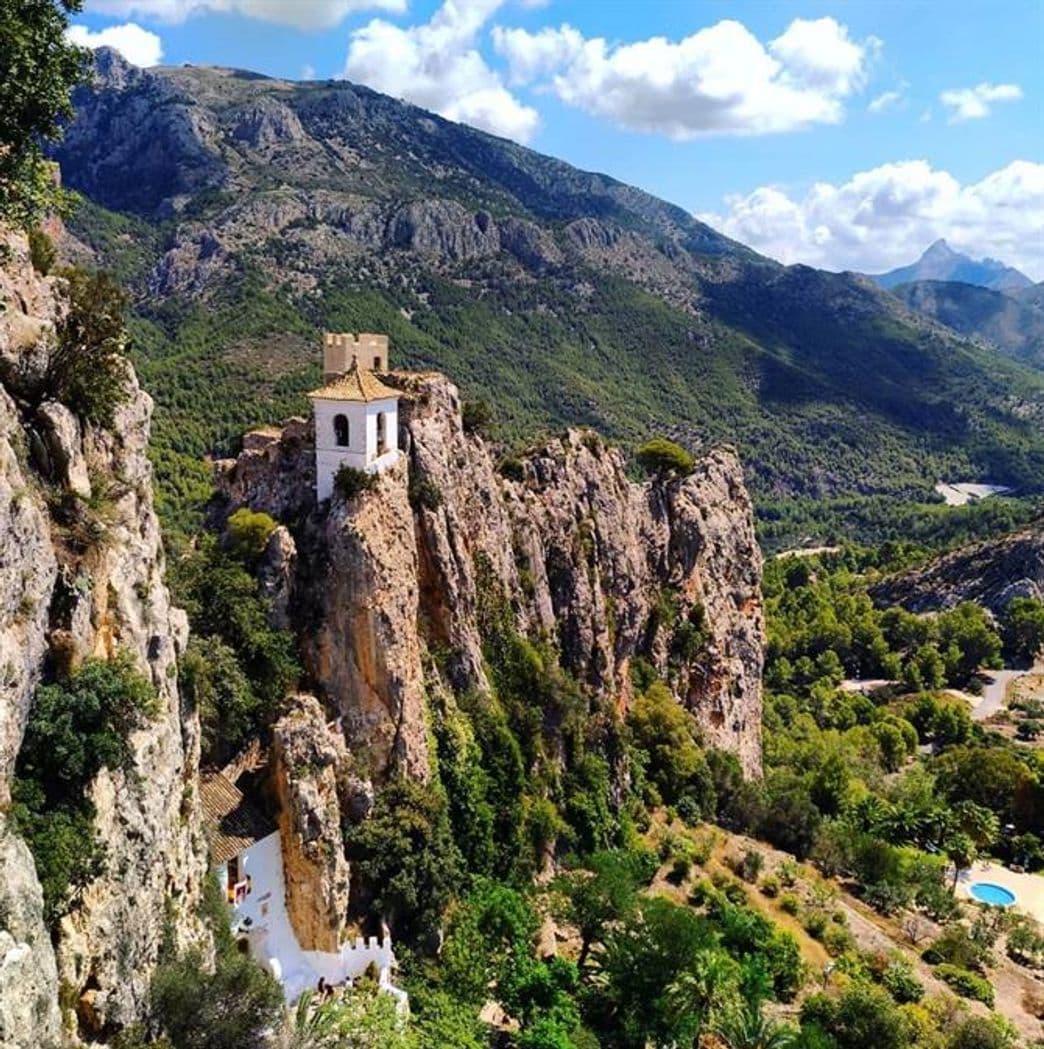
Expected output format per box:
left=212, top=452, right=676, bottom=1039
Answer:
left=871, top=528, right=1044, bottom=616
left=216, top=370, right=765, bottom=778
left=0, top=228, right=206, bottom=1046
left=270, top=695, right=352, bottom=952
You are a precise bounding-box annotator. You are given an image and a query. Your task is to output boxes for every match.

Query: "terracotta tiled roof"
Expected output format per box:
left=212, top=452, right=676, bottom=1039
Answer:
left=199, top=772, right=274, bottom=864
left=308, top=360, right=399, bottom=403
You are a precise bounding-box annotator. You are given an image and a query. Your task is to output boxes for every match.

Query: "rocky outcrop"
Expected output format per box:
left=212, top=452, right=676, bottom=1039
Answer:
left=0, top=832, right=61, bottom=1048
left=871, top=528, right=1044, bottom=616
left=0, top=227, right=206, bottom=1045
left=270, top=694, right=352, bottom=952
left=216, top=370, right=764, bottom=779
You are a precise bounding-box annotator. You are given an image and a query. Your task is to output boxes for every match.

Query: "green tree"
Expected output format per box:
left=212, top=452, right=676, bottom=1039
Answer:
left=1001, top=597, right=1044, bottom=663
left=179, top=636, right=261, bottom=766
left=556, top=852, right=643, bottom=969
left=225, top=507, right=278, bottom=566
left=47, top=268, right=132, bottom=427
left=345, top=779, right=463, bottom=941
left=628, top=682, right=708, bottom=807
left=800, top=984, right=911, bottom=1049
left=946, top=1017, right=1017, bottom=1049
left=588, top=896, right=715, bottom=1048
left=275, top=987, right=417, bottom=1049
left=152, top=948, right=283, bottom=1049
left=636, top=437, right=695, bottom=478
left=0, top=0, right=89, bottom=226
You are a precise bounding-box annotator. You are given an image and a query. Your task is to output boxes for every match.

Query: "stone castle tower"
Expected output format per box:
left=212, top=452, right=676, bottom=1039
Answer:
left=308, top=333, right=399, bottom=501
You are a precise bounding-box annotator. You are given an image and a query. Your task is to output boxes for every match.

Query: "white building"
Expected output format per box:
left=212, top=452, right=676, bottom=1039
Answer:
left=200, top=772, right=407, bottom=1009
left=309, top=355, right=400, bottom=503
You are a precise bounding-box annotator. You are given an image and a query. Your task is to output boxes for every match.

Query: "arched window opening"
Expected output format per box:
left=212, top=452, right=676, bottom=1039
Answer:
left=333, top=413, right=350, bottom=447
left=373, top=356, right=381, bottom=370
left=376, top=412, right=387, bottom=454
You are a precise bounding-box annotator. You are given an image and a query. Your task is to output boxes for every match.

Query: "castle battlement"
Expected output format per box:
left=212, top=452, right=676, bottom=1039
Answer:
left=323, top=332, right=389, bottom=380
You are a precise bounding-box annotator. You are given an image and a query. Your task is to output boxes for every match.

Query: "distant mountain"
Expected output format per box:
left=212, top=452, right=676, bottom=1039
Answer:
left=890, top=279, right=1044, bottom=370
left=50, top=50, right=1044, bottom=538
left=872, top=239, right=1033, bottom=292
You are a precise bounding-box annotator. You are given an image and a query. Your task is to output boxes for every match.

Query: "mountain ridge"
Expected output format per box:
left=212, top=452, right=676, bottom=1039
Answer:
left=871, top=238, right=1033, bottom=292
left=51, top=50, right=1044, bottom=540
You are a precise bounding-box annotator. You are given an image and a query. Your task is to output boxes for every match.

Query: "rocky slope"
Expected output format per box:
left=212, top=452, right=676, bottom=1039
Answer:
left=216, top=371, right=765, bottom=779
left=0, top=229, right=206, bottom=1047
left=890, top=279, right=1044, bottom=370
left=53, top=50, right=1044, bottom=531
left=871, top=527, right=1044, bottom=615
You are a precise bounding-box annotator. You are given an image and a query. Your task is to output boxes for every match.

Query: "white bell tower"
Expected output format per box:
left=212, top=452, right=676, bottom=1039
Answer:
left=309, top=337, right=400, bottom=502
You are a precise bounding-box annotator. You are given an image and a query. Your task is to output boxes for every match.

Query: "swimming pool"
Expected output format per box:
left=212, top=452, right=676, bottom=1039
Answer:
left=968, top=882, right=1016, bottom=907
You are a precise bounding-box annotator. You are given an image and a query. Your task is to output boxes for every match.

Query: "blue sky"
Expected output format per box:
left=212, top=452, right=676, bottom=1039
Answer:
left=69, top=0, right=1044, bottom=277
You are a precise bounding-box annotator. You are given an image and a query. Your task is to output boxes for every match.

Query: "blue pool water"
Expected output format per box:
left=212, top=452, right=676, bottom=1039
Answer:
left=969, top=882, right=1016, bottom=907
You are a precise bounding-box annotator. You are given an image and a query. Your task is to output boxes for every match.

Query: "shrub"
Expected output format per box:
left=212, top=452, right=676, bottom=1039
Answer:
left=668, top=852, right=692, bottom=884
left=408, top=473, right=443, bottom=510
left=760, top=874, right=780, bottom=898
left=151, top=948, right=283, bottom=1049
left=12, top=652, right=157, bottom=925
left=822, top=923, right=856, bottom=957
left=462, top=398, right=494, bottom=435
left=880, top=959, right=924, bottom=1003
left=635, top=437, right=694, bottom=478
left=497, top=456, right=526, bottom=482
left=28, top=226, right=56, bottom=274
left=334, top=463, right=378, bottom=500
left=922, top=924, right=984, bottom=971
left=47, top=268, right=131, bottom=428
left=935, top=964, right=994, bottom=1006
left=947, top=1017, right=1019, bottom=1049
left=737, top=848, right=764, bottom=883
left=224, top=507, right=277, bottom=565
left=779, top=893, right=800, bottom=916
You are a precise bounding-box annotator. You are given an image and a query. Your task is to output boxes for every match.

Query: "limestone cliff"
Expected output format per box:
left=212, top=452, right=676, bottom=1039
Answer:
left=216, top=371, right=764, bottom=780
left=270, top=694, right=352, bottom=952
left=0, top=229, right=205, bottom=1047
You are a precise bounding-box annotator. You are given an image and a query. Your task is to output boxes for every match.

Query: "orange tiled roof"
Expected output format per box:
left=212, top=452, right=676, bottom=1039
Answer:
left=308, top=360, right=399, bottom=403
left=199, top=772, right=274, bottom=864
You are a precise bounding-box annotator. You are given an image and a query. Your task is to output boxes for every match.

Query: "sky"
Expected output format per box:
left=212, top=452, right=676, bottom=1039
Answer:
left=67, top=0, right=1044, bottom=279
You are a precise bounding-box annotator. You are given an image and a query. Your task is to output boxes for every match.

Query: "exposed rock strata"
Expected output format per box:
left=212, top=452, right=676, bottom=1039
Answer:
left=216, top=370, right=765, bottom=778
left=871, top=528, right=1044, bottom=616
left=0, top=228, right=205, bottom=1046
left=270, top=694, right=352, bottom=952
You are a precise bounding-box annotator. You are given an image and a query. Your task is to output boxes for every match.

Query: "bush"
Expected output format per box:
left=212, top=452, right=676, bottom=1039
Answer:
left=935, top=964, right=994, bottom=1006
left=497, top=456, right=526, bottom=482
left=737, top=849, right=764, bottom=883
left=28, top=226, right=56, bottom=274
left=12, top=652, right=158, bottom=925
left=151, top=948, right=283, bottom=1049
left=47, top=268, right=131, bottom=428
left=462, top=398, right=494, bottom=435
left=947, top=1017, right=1018, bottom=1049
left=635, top=437, right=695, bottom=478
left=922, top=924, right=984, bottom=971
left=779, top=893, right=800, bottom=916
left=334, top=463, right=378, bottom=500
left=408, top=473, right=443, bottom=510
left=822, top=923, right=856, bottom=957
left=880, top=959, right=924, bottom=1003
left=760, top=874, right=780, bottom=898
left=224, top=507, right=277, bottom=565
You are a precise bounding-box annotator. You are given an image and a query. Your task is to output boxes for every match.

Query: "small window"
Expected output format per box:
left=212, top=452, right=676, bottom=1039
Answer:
left=333, top=413, right=350, bottom=447
left=373, top=356, right=381, bottom=370
left=376, top=412, right=387, bottom=454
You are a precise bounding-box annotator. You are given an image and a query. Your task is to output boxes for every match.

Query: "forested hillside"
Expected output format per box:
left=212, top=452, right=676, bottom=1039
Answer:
left=53, top=51, right=1044, bottom=545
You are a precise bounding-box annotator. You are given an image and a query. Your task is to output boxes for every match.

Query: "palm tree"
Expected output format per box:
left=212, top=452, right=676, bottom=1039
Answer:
left=666, top=949, right=736, bottom=1048
left=713, top=997, right=797, bottom=1049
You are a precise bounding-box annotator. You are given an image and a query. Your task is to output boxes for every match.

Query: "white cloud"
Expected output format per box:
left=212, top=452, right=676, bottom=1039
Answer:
left=698, top=160, right=1044, bottom=280
left=343, top=0, right=539, bottom=142
left=868, top=87, right=904, bottom=113
left=67, top=21, right=164, bottom=66
left=492, top=16, right=876, bottom=138
left=940, top=82, right=1022, bottom=122
left=86, top=0, right=406, bottom=31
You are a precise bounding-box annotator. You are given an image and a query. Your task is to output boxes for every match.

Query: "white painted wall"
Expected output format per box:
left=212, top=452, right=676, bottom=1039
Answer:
left=312, top=396, right=400, bottom=501
left=216, top=832, right=406, bottom=1009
